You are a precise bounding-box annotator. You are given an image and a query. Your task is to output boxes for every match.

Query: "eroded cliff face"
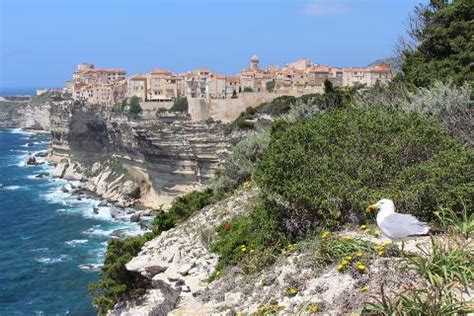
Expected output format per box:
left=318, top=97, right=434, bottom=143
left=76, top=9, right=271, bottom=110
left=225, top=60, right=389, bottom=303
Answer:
left=48, top=102, right=232, bottom=208
left=0, top=92, right=65, bottom=130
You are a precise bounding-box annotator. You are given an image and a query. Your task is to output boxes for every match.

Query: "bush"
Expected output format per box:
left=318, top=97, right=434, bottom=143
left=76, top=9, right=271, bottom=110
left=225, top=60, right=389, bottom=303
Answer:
left=170, top=97, right=188, bottom=112
left=113, top=99, right=127, bottom=113
left=129, top=96, right=142, bottom=115
left=152, top=189, right=215, bottom=235
left=255, top=106, right=473, bottom=229
left=89, top=235, right=151, bottom=315
left=210, top=197, right=289, bottom=273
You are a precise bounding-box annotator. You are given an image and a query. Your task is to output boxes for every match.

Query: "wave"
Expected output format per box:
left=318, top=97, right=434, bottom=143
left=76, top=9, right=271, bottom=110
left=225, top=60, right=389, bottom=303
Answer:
left=34, top=254, right=71, bottom=265
left=65, top=239, right=89, bottom=246
left=78, top=263, right=102, bottom=272
left=82, top=225, right=116, bottom=237
left=3, top=185, right=22, bottom=190
left=7, top=128, right=33, bottom=136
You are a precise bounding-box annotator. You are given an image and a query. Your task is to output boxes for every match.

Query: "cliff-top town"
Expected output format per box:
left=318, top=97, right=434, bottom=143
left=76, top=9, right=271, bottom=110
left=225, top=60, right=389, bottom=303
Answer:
left=63, top=56, right=392, bottom=107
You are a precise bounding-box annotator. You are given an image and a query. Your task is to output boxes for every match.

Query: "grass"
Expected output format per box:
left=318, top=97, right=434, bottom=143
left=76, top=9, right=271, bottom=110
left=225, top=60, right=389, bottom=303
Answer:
left=363, top=214, right=474, bottom=315
left=433, top=201, right=473, bottom=239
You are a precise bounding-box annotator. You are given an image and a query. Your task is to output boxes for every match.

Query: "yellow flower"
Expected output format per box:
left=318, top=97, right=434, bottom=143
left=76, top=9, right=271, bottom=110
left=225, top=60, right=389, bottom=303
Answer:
left=360, top=224, right=368, bottom=230
left=287, top=288, right=298, bottom=295
left=287, top=243, right=294, bottom=250
left=337, top=263, right=345, bottom=271
left=344, top=255, right=353, bottom=261
left=356, top=262, right=367, bottom=271
left=215, top=271, right=220, bottom=276
left=341, top=259, right=349, bottom=266
left=322, top=231, right=331, bottom=239
left=377, top=250, right=384, bottom=256
left=359, top=286, right=369, bottom=292
left=355, top=252, right=363, bottom=258
left=308, top=304, right=319, bottom=312
left=342, top=236, right=354, bottom=241
left=240, top=245, right=247, bottom=252
left=371, top=229, right=381, bottom=237
left=250, top=249, right=255, bottom=253
left=364, top=228, right=371, bottom=234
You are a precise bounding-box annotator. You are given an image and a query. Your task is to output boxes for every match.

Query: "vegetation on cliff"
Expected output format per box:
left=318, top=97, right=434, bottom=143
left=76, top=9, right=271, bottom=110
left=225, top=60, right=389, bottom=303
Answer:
left=90, top=1, right=473, bottom=313
left=89, top=189, right=217, bottom=314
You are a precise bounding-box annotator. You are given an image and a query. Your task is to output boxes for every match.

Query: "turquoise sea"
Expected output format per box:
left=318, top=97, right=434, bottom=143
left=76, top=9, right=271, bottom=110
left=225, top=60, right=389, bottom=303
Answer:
left=0, top=129, right=140, bottom=315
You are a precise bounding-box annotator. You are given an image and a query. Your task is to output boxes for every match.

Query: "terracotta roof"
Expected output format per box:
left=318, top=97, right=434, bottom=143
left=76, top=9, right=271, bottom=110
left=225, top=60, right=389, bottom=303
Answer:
left=151, top=69, right=172, bottom=75
left=210, top=74, right=226, bottom=79
left=226, top=76, right=240, bottom=83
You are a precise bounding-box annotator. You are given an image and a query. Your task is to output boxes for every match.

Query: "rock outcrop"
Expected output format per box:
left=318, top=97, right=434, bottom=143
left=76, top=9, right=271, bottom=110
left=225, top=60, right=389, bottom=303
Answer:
left=48, top=102, right=233, bottom=209
left=0, top=92, right=68, bottom=130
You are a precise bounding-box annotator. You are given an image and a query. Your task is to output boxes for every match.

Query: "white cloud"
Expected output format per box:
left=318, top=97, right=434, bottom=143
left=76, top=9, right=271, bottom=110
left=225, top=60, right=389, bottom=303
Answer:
left=301, top=0, right=351, bottom=16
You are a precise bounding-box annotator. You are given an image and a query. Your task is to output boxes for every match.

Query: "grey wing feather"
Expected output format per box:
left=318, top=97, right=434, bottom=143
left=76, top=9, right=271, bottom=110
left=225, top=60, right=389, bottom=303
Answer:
left=380, top=213, right=430, bottom=239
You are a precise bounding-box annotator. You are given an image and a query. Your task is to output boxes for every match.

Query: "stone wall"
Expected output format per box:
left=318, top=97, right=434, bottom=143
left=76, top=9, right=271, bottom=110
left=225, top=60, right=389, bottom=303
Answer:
left=188, top=90, right=320, bottom=123
left=188, top=92, right=278, bottom=123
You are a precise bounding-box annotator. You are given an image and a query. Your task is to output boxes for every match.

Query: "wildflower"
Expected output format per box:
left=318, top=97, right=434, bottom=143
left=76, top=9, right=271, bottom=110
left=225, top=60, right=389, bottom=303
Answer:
left=215, top=271, right=221, bottom=276
left=287, top=288, right=298, bottom=295
left=356, top=262, right=367, bottom=272
left=322, top=231, right=331, bottom=239
left=307, top=304, right=319, bottom=312
left=364, top=228, right=371, bottom=234
left=250, top=249, right=255, bottom=254
left=337, top=263, right=345, bottom=271
left=341, top=259, right=349, bottom=266
left=342, top=236, right=354, bottom=241
left=360, top=224, right=368, bottom=230
left=377, top=250, right=384, bottom=256
left=355, top=252, right=363, bottom=258
left=344, top=255, right=353, bottom=262
left=287, top=243, right=294, bottom=249
left=359, top=286, right=369, bottom=292
left=239, top=244, right=247, bottom=252
left=371, top=229, right=381, bottom=237
left=224, top=222, right=233, bottom=231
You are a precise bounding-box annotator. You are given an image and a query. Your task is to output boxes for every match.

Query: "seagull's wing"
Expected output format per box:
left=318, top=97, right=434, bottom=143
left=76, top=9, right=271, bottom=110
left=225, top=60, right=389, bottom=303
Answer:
left=379, top=213, right=430, bottom=239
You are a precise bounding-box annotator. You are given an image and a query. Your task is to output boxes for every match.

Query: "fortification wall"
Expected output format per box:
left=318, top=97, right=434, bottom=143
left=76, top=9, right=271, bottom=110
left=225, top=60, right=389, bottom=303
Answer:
left=188, top=92, right=278, bottom=123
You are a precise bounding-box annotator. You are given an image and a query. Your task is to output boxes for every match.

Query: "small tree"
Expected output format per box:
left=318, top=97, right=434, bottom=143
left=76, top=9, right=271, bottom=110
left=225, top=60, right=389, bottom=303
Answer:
left=129, top=96, right=142, bottom=115
left=170, top=97, right=188, bottom=112
left=243, top=87, right=254, bottom=93
left=266, top=80, right=276, bottom=92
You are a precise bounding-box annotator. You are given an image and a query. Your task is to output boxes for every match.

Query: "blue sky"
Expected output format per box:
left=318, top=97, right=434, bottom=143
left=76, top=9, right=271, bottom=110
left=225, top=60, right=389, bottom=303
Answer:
left=0, top=0, right=421, bottom=92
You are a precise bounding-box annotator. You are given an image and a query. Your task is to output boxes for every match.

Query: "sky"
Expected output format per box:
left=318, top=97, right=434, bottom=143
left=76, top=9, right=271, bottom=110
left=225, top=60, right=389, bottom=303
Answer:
left=0, top=0, right=422, bottom=92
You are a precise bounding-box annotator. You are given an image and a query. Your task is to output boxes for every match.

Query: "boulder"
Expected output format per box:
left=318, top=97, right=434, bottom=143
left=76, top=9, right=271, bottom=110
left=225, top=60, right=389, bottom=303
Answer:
left=98, top=200, right=108, bottom=207
left=52, top=161, right=68, bottom=178
left=93, top=207, right=99, bottom=214
left=26, top=154, right=37, bottom=165
left=130, top=213, right=141, bottom=222
left=61, top=186, right=69, bottom=193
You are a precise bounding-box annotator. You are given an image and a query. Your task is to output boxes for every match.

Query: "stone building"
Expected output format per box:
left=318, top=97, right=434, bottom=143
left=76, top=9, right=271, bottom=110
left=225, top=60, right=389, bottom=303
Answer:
left=146, top=69, right=184, bottom=101
left=342, top=63, right=392, bottom=87
left=127, top=76, right=147, bottom=101
left=71, top=63, right=127, bottom=106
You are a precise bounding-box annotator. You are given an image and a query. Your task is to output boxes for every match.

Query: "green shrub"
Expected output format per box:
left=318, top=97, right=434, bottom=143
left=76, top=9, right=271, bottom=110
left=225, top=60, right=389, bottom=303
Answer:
left=152, top=189, right=215, bottom=235
left=128, top=96, right=142, bottom=115
left=210, top=197, right=289, bottom=273
left=89, top=235, right=151, bottom=315
left=113, top=99, right=127, bottom=113
left=170, top=97, right=188, bottom=112
left=255, top=106, right=473, bottom=228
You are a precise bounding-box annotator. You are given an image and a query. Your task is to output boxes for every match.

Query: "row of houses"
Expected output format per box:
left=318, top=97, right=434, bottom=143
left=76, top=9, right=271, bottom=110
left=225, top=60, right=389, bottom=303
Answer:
left=69, top=56, right=392, bottom=106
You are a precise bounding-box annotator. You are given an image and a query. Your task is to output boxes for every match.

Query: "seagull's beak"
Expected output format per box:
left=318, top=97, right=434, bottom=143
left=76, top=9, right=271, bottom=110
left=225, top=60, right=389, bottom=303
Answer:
left=366, top=204, right=378, bottom=213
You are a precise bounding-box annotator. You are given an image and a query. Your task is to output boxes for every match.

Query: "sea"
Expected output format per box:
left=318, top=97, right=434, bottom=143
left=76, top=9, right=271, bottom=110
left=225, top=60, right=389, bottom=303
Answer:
left=0, top=129, right=142, bottom=315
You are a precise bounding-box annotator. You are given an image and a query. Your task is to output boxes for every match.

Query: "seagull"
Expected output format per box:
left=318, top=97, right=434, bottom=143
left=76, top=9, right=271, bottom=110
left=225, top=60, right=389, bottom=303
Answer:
left=366, top=198, right=430, bottom=250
